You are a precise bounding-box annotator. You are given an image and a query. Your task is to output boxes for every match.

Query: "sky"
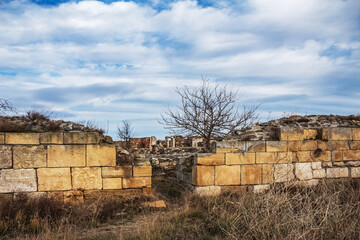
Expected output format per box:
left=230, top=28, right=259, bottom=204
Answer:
left=0, top=0, right=359, bottom=139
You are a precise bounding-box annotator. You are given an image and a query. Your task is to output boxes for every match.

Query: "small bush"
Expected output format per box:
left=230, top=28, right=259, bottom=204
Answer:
left=23, top=110, right=53, bottom=121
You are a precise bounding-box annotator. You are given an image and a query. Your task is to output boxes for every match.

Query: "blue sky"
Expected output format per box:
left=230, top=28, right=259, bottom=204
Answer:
left=0, top=0, right=359, bottom=139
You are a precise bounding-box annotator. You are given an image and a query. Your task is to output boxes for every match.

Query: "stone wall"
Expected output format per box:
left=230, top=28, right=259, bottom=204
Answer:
left=177, top=127, right=360, bottom=195
left=0, top=132, right=151, bottom=203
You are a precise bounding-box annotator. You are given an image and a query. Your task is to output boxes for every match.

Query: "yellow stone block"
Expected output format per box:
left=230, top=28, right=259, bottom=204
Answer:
left=87, top=145, right=116, bottom=167
left=311, top=150, right=331, bottom=162
left=304, top=129, right=317, bottom=140
left=192, top=165, right=214, bottom=186
left=247, top=141, right=266, bottom=152
left=64, top=132, right=101, bottom=144
left=280, top=129, right=304, bottom=141
left=6, top=133, right=39, bottom=145
left=256, top=152, right=277, bottom=164
left=133, top=166, right=152, bottom=177
left=293, top=151, right=311, bottom=162
left=216, top=148, right=240, bottom=153
left=333, top=151, right=342, bottom=161
left=40, top=132, right=63, bottom=144
left=122, top=177, right=151, bottom=188
left=299, top=140, right=318, bottom=151
left=266, top=141, right=287, bottom=152
left=215, top=165, right=240, bottom=185
left=37, top=168, right=71, bottom=191
left=196, top=153, right=225, bottom=165
left=350, top=141, right=360, bottom=150
left=102, top=166, right=132, bottom=178
left=103, top=178, right=122, bottom=189
left=343, top=150, right=360, bottom=161
left=48, top=145, right=85, bottom=167
left=241, top=165, right=261, bottom=185
left=353, top=129, right=360, bottom=140
left=325, top=128, right=352, bottom=140
left=288, top=141, right=301, bottom=151
left=262, top=164, right=274, bottom=184
left=0, top=145, right=12, bottom=168
left=225, top=152, right=255, bottom=165
left=0, top=133, right=4, bottom=144
left=72, top=167, right=102, bottom=190
left=277, top=152, right=292, bottom=163
left=13, top=145, right=47, bottom=169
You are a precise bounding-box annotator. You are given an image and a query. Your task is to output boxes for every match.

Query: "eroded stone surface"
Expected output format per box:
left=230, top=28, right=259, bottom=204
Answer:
left=274, top=164, right=294, bottom=183
left=326, top=167, right=348, bottom=178
left=102, top=166, right=132, bottom=178
left=72, top=167, right=102, bottom=190
left=295, top=163, right=313, bottom=180
left=48, top=145, right=85, bottom=167
left=0, top=169, right=37, bottom=193
left=0, top=145, right=12, bottom=168
left=87, top=145, right=116, bottom=167
left=215, top=165, right=240, bottom=185
left=37, top=168, right=71, bottom=191
left=13, top=145, right=46, bottom=169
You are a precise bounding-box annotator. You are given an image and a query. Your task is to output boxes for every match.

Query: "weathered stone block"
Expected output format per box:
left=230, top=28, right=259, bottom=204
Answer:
left=13, top=145, right=46, bottom=169
left=225, top=152, right=255, bottom=165
left=278, top=152, right=293, bottom=163
left=350, top=167, right=360, bottom=178
left=280, top=128, right=304, bottom=141
left=0, top=145, right=12, bottom=168
left=288, top=141, right=301, bottom=152
left=353, top=129, right=360, bottom=140
left=311, top=150, right=331, bottom=162
left=87, top=145, right=116, bottom=167
left=216, top=148, right=241, bottom=153
left=256, top=152, right=277, bottom=164
left=192, top=165, right=214, bottom=186
left=274, top=164, right=294, bottom=183
left=266, top=141, right=287, bottom=152
left=196, top=153, right=225, bottom=165
left=346, top=161, right=360, bottom=167
left=311, top=162, right=322, bottom=170
left=0, top=133, right=4, bottom=144
left=48, top=145, right=85, bottom=167
left=194, top=186, right=221, bottom=196
left=215, top=165, right=240, bottom=185
left=0, top=169, right=37, bottom=193
left=328, top=128, right=352, bottom=140
left=64, top=191, right=84, bottom=203
left=64, top=132, right=101, bottom=144
left=37, top=168, right=71, bottom=191
left=247, top=141, right=266, bottom=152
left=318, top=141, right=349, bottom=151
left=122, top=177, right=151, bottom=188
left=333, top=151, right=343, bottom=161
left=102, top=166, right=132, bottom=178
left=241, top=165, right=261, bottom=185
left=72, top=167, right=102, bottom=190
left=299, top=140, right=318, bottom=151
left=293, top=151, right=310, bottom=162
left=103, top=178, right=122, bottom=189
left=343, top=150, right=360, bottom=161
left=133, top=166, right=152, bottom=177
left=313, top=169, right=326, bottom=178
left=349, top=141, right=360, bottom=150
left=326, top=167, right=348, bottom=178
left=304, top=129, right=318, bottom=140
left=5, top=133, right=39, bottom=145
left=333, top=161, right=346, bottom=167
left=262, top=164, right=274, bottom=184
left=40, top=132, right=63, bottom=144
left=295, top=163, right=313, bottom=180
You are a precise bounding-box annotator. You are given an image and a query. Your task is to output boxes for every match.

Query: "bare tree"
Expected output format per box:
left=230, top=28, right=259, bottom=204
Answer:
left=0, top=98, right=16, bottom=115
left=117, top=120, right=135, bottom=148
left=160, top=79, right=259, bottom=150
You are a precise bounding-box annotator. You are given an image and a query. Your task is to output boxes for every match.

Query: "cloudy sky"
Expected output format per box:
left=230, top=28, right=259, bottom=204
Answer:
left=0, top=0, right=359, bottom=139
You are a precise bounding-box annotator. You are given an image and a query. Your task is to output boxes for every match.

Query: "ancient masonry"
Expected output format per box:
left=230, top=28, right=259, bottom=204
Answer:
left=177, top=127, right=360, bottom=195
left=0, top=132, right=151, bottom=203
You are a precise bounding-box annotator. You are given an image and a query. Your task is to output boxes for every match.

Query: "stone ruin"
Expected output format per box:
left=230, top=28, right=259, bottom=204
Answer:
left=177, top=115, right=360, bottom=195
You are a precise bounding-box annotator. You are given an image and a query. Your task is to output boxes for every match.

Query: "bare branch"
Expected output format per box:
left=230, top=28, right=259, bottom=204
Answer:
left=0, top=98, right=16, bottom=116
left=118, top=120, right=136, bottom=149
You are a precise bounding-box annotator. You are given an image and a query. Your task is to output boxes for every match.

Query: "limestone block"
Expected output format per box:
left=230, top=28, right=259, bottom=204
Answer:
left=343, top=150, right=360, bottom=161
left=103, top=178, right=122, bottom=189
left=304, top=129, right=317, bottom=140
left=350, top=167, right=360, bottom=178
left=63, top=132, right=101, bottom=144
left=48, top=145, right=85, bottom=167
left=87, top=145, right=116, bottom=167
left=40, top=132, right=63, bottom=144
left=349, top=141, right=360, bottom=150
left=241, top=165, right=261, bottom=185
left=72, top=167, right=102, bottom=190
left=327, top=128, right=352, bottom=140
left=5, top=133, right=39, bottom=145
left=311, top=162, right=322, bottom=170
left=266, top=141, right=287, bottom=152
left=192, top=165, right=215, bottom=186
left=194, top=186, right=221, bottom=196
left=256, top=152, right=277, bottom=164
left=313, top=169, right=326, bottom=178
left=274, top=164, right=294, bottom=183
left=0, top=133, right=4, bottom=144
left=225, top=152, right=255, bottom=165
left=122, top=177, right=151, bottom=188
left=288, top=141, right=301, bottom=152
left=0, top=145, right=12, bottom=168
left=280, top=128, right=304, bottom=141
left=0, top=169, right=37, bottom=193
left=318, top=141, right=349, bottom=151
left=37, top=168, right=71, bottom=191
left=64, top=191, right=84, bottom=203
left=262, top=164, right=274, bottom=184
left=216, top=148, right=241, bottom=153
left=333, top=161, right=345, bottom=167
left=333, top=151, right=342, bottom=161
left=295, top=163, right=313, bottom=180
left=102, top=166, right=132, bottom=178
left=299, top=141, right=318, bottom=151
left=133, top=166, right=152, bottom=177
left=322, top=161, right=333, bottom=168
left=353, top=129, right=360, bottom=140
left=293, top=151, right=310, bottom=162
left=253, top=184, right=270, bottom=193
left=215, top=165, right=240, bottom=185
left=196, top=153, right=225, bottom=165
left=13, top=145, right=46, bottom=169
left=326, top=167, right=348, bottom=178
left=346, top=161, right=360, bottom=167
left=247, top=141, right=266, bottom=152
left=278, top=152, right=293, bottom=163
left=310, top=150, right=331, bottom=162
